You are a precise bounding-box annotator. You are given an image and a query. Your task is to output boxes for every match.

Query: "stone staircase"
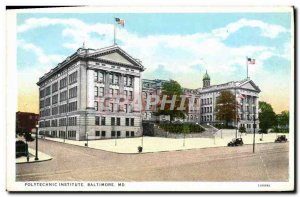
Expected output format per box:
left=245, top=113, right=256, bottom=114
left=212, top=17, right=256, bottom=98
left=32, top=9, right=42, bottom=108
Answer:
left=199, top=124, right=219, bottom=138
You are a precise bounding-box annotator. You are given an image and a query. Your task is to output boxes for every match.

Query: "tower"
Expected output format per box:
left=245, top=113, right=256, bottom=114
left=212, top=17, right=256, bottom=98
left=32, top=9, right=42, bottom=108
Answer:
left=203, top=70, right=210, bottom=88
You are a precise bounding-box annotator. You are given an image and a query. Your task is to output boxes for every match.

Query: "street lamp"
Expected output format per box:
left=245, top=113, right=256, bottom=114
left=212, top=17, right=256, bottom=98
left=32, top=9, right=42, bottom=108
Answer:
left=221, top=122, right=224, bottom=139
left=86, top=132, right=89, bottom=147
left=35, top=124, right=39, bottom=161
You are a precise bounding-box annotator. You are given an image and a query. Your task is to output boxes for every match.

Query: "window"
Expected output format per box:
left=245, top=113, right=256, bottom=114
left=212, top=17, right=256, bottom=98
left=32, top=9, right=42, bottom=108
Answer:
left=101, top=117, right=106, bottom=125
left=95, top=116, right=100, bottom=125
left=128, top=77, right=132, bottom=86
left=126, top=131, right=129, bottom=137
left=45, top=86, right=51, bottom=96
left=52, top=82, right=58, bottom=93
left=131, top=131, right=134, bottom=137
left=124, top=104, right=128, bottom=113
left=69, top=86, right=77, bottom=98
left=129, top=91, right=133, bottom=100
left=45, top=97, right=51, bottom=106
left=60, top=91, right=68, bottom=101
left=126, top=118, right=129, bottom=126
left=99, top=87, right=104, bottom=97
left=114, top=75, right=119, bottom=84
left=60, top=77, right=67, bottom=89
left=68, top=130, right=76, bottom=138
left=51, top=119, right=57, bottom=127
left=110, top=103, right=114, bottom=112
left=101, top=131, right=106, bottom=137
left=109, top=73, right=113, bottom=83
left=124, top=90, right=128, bottom=97
left=52, top=106, right=59, bottom=115
left=94, top=71, right=98, bottom=81
left=131, top=118, right=134, bottom=126
left=111, top=131, right=116, bottom=137
left=59, top=104, right=68, bottom=114
left=98, top=72, right=104, bottom=82
left=40, top=89, right=45, bottom=98
left=94, top=86, right=98, bottom=96
left=68, top=117, right=77, bottom=126
left=114, top=89, right=119, bottom=96
left=111, top=117, right=115, bottom=126
left=69, top=101, right=77, bottom=112
left=40, top=100, right=44, bottom=108
left=109, top=89, right=113, bottom=97
left=95, top=131, right=100, bottom=136
left=69, top=71, right=77, bottom=84
left=94, top=101, right=98, bottom=111
left=117, top=131, right=121, bottom=137
left=117, top=118, right=120, bottom=126
left=52, top=94, right=58, bottom=104
left=59, top=118, right=67, bottom=126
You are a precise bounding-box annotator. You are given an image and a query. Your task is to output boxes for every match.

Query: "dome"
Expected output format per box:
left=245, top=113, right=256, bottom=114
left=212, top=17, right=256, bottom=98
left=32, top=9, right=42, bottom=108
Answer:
left=203, top=70, right=210, bottom=80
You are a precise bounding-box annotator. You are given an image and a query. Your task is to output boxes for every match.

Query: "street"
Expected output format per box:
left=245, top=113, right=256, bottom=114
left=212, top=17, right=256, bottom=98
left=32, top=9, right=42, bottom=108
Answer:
left=16, top=140, right=289, bottom=182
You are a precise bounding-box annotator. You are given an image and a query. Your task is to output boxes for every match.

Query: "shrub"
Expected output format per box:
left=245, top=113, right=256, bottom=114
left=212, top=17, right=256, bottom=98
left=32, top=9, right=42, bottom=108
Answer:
left=158, top=123, right=204, bottom=133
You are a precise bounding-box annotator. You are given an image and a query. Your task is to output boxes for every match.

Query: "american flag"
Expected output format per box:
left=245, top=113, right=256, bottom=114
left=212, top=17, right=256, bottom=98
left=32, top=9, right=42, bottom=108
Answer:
left=247, top=58, right=255, bottom=64
left=115, top=18, right=125, bottom=27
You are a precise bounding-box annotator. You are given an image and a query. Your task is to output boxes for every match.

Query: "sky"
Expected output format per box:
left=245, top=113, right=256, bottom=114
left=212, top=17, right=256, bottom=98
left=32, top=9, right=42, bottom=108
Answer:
left=16, top=12, right=292, bottom=114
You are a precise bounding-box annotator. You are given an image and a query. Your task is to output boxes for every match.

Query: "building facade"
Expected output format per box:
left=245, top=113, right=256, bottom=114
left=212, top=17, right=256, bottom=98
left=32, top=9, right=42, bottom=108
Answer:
left=37, top=45, right=144, bottom=140
left=142, top=71, right=261, bottom=133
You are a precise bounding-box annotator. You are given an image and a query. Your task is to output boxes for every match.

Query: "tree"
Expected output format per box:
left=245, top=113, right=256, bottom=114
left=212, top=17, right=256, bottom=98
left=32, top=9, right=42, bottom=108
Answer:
left=276, top=110, right=289, bottom=133
left=215, top=90, right=237, bottom=127
left=182, top=123, right=190, bottom=146
left=155, top=80, right=188, bottom=121
left=277, top=110, right=289, bottom=128
left=258, top=101, right=277, bottom=133
left=239, top=125, right=246, bottom=134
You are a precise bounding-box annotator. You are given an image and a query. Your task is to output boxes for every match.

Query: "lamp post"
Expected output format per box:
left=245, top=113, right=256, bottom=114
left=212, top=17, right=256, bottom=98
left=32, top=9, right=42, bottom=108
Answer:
left=86, top=132, right=89, bottom=147
left=35, top=124, right=39, bottom=161
left=253, top=114, right=256, bottom=153
left=221, top=122, right=224, bottom=139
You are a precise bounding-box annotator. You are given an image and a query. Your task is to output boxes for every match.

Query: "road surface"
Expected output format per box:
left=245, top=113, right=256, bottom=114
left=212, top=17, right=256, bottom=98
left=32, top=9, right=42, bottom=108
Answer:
left=16, top=139, right=289, bottom=182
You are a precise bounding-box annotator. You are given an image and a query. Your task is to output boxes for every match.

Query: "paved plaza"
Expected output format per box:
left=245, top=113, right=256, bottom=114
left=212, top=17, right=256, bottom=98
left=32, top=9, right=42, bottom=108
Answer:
left=37, top=131, right=289, bottom=153
left=16, top=139, right=289, bottom=181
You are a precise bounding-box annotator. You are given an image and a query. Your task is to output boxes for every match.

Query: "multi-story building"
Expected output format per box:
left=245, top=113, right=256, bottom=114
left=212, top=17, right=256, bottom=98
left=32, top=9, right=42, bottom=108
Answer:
left=37, top=45, right=145, bottom=140
left=142, top=71, right=261, bottom=133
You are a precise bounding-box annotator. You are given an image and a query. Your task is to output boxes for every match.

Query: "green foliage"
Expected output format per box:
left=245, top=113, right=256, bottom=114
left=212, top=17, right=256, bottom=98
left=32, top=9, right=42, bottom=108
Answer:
left=155, top=80, right=188, bottom=121
left=215, top=90, right=237, bottom=126
left=277, top=110, right=289, bottom=129
left=158, top=123, right=204, bottom=133
left=259, top=101, right=277, bottom=133
left=239, top=125, right=246, bottom=133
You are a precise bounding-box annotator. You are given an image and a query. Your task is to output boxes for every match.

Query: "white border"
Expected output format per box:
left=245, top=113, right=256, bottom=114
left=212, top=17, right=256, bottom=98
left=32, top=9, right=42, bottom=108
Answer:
left=5, top=6, right=295, bottom=192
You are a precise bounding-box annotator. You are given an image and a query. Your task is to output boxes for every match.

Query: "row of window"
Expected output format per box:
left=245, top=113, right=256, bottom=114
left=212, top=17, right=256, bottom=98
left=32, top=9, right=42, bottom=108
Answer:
left=94, top=87, right=133, bottom=99
left=202, top=115, right=213, bottom=122
left=94, top=102, right=132, bottom=113
left=40, top=86, right=78, bottom=108
left=201, top=106, right=213, bottom=113
left=95, top=117, right=135, bottom=126
left=95, top=130, right=135, bottom=137
left=94, top=71, right=133, bottom=87
left=40, top=101, right=77, bottom=117
left=201, top=98, right=212, bottom=105
left=40, top=71, right=78, bottom=98
left=39, top=117, right=77, bottom=128
left=240, top=123, right=257, bottom=129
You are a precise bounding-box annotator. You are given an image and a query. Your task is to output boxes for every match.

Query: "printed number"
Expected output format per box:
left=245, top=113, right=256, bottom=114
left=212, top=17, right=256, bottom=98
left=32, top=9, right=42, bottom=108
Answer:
left=258, top=184, right=270, bottom=187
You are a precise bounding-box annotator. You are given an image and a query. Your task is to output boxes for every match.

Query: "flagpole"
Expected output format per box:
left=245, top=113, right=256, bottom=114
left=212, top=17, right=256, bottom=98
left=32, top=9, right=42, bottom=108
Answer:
left=246, top=56, right=248, bottom=79
left=114, top=22, right=116, bottom=45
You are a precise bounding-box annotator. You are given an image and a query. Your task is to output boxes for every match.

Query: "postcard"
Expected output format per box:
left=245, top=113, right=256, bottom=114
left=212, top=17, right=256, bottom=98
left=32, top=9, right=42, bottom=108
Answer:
left=6, top=6, right=295, bottom=192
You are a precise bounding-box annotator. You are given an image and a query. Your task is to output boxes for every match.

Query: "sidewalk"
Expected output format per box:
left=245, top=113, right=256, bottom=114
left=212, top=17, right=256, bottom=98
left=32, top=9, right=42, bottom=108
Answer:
left=40, top=132, right=289, bottom=154
left=16, top=148, right=53, bottom=164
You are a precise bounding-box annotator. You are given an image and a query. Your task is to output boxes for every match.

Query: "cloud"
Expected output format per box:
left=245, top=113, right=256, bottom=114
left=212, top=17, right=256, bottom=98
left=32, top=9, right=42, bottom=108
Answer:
left=212, top=18, right=289, bottom=40
left=17, top=17, right=290, bottom=88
